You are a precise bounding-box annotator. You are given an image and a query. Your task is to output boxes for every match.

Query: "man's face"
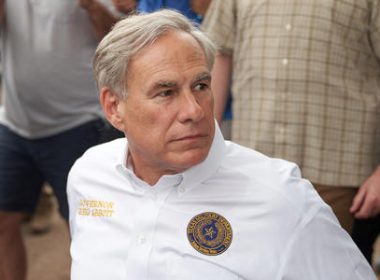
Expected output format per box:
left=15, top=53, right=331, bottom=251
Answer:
left=117, top=30, right=215, bottom=183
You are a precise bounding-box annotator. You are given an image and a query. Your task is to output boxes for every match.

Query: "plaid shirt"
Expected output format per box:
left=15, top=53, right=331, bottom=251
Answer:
left=202, top=0, right=380, bottom=186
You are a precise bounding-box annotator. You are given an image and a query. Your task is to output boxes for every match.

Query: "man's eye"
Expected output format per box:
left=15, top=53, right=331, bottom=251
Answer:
left=194, top=83, right=208, bottom=91
left=158, top=90, right=173, bottom=97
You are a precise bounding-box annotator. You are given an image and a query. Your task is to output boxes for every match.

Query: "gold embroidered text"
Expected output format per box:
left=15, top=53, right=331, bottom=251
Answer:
left=78, top=199, right=115, bottom=217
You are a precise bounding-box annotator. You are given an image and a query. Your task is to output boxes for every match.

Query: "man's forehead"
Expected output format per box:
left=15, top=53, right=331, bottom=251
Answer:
left=126, top=32, right=208, bottom=88
left=131, top=30, right=204, bottom=62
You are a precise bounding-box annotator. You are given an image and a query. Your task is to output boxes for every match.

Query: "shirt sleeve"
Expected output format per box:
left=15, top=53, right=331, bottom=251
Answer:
left=276, top=205, right=376, bottom=280
left=201, top=0, right=236, bottom=54
left=67, top=164, right=80, bottom=239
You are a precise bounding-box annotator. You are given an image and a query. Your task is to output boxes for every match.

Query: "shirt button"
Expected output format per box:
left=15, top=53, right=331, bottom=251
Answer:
left=278, top=126, right=285, bottom=135
left=138, top=234, right=146, bottom=244
left=179, top=186, right=186, bottom=193
left=285, top=23, right=292, bottom=31
left=275, top=125, right=286, bottom=143
left=282, top=58, right=288, bottom=66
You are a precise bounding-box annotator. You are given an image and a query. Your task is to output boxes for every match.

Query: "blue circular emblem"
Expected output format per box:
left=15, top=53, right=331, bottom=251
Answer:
left=187, top=212, right=233, bottom=256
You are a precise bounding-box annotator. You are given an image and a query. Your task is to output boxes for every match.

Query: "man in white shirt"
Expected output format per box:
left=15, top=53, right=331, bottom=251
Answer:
left=68, top=10, right=376, bottom=279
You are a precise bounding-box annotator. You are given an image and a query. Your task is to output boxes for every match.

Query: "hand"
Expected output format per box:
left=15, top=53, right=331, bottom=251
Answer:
left=112, top=0, right=136, bottom=15
left=350, top=166, right=380, bottom=219
left=78, top=0, right=95, bottom=9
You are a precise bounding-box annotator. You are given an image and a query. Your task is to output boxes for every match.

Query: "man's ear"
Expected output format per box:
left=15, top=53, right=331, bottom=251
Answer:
left=99, top=87, right=126, bottom=132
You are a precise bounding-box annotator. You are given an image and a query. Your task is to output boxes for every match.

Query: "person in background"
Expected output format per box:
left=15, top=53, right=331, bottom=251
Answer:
left=0, top=1, right=122, bottom=279
left=351, top=168, right=380, bottom=271
left=68, top=10, right=376, bottom=279
left=202, top=0, right=380, bottom=270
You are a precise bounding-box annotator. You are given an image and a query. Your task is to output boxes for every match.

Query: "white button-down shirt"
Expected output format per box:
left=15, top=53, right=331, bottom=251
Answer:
left=68, top=126, right=375, bottom=280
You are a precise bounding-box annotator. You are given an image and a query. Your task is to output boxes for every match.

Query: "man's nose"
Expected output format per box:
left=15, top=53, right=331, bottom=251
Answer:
left=177, top=91, right=204, bottom=123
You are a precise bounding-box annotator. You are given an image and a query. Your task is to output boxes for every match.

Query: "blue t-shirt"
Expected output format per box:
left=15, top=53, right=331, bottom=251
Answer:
left=137, top=0, right=203, bottom=24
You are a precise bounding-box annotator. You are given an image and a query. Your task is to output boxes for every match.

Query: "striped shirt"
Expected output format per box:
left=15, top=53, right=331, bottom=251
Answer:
left=202, top=0, right=380, bottom=186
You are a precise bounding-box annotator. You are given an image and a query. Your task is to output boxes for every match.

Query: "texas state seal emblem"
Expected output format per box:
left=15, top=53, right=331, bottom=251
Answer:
left=187, top=212, right=233, bottom=256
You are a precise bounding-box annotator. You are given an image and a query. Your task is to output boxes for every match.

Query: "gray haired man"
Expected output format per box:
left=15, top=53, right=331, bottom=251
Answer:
left=67, top=10, right=376, bottom=280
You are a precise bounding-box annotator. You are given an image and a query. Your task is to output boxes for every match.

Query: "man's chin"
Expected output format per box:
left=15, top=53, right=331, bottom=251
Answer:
left=169, top=148, right=210, bottom=169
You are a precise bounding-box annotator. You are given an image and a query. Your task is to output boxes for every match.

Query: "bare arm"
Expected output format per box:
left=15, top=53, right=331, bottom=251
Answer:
left=0, top=0, right=5, bottom=26
left=78, top=0, right=118, bottom=40
left=112, top=0, right=136, bottom=15
left=350, top=166, right=380, bottom=218
left=211, top=53, right=232, bottom=123
left=190, top=0, right=211, bottom=17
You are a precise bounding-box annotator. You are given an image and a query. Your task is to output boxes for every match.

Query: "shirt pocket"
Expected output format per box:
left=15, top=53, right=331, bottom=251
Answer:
left=168, top=255, right=239, bottom=280
left=30, top=0, right=78, bottom=23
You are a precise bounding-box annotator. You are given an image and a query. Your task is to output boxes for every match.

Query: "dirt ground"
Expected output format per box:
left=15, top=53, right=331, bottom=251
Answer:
left=24, top=207, right=70, bottom=280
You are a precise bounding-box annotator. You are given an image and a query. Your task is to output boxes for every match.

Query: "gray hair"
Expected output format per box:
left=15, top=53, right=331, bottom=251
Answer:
left=93, top=9, right=216, bottom=99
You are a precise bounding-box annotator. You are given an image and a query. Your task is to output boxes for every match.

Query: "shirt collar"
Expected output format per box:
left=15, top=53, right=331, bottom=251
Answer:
left=180, top=122, right=226, bottom=190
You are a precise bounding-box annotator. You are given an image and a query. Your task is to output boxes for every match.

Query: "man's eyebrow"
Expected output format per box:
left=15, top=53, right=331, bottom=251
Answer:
left=192, top=72, right=211, bottom=84
left=147, top=73, right=211, bottom=92
left=151, top=80, right=177, bottom=90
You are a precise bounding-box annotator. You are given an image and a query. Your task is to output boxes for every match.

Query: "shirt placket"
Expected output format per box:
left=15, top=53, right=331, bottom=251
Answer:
left=123, top=190, right=160, bottom=279
left=123, top=176, right=179, bottom=279
left=274, top=4, right=293, bottom=156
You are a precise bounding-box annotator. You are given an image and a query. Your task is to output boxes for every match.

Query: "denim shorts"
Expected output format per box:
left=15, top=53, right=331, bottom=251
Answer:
left=0, top=119, right=123, bottom=220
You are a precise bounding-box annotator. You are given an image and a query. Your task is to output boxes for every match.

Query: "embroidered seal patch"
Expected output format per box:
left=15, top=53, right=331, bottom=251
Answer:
left=187, top=212, right=233, bottom=256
